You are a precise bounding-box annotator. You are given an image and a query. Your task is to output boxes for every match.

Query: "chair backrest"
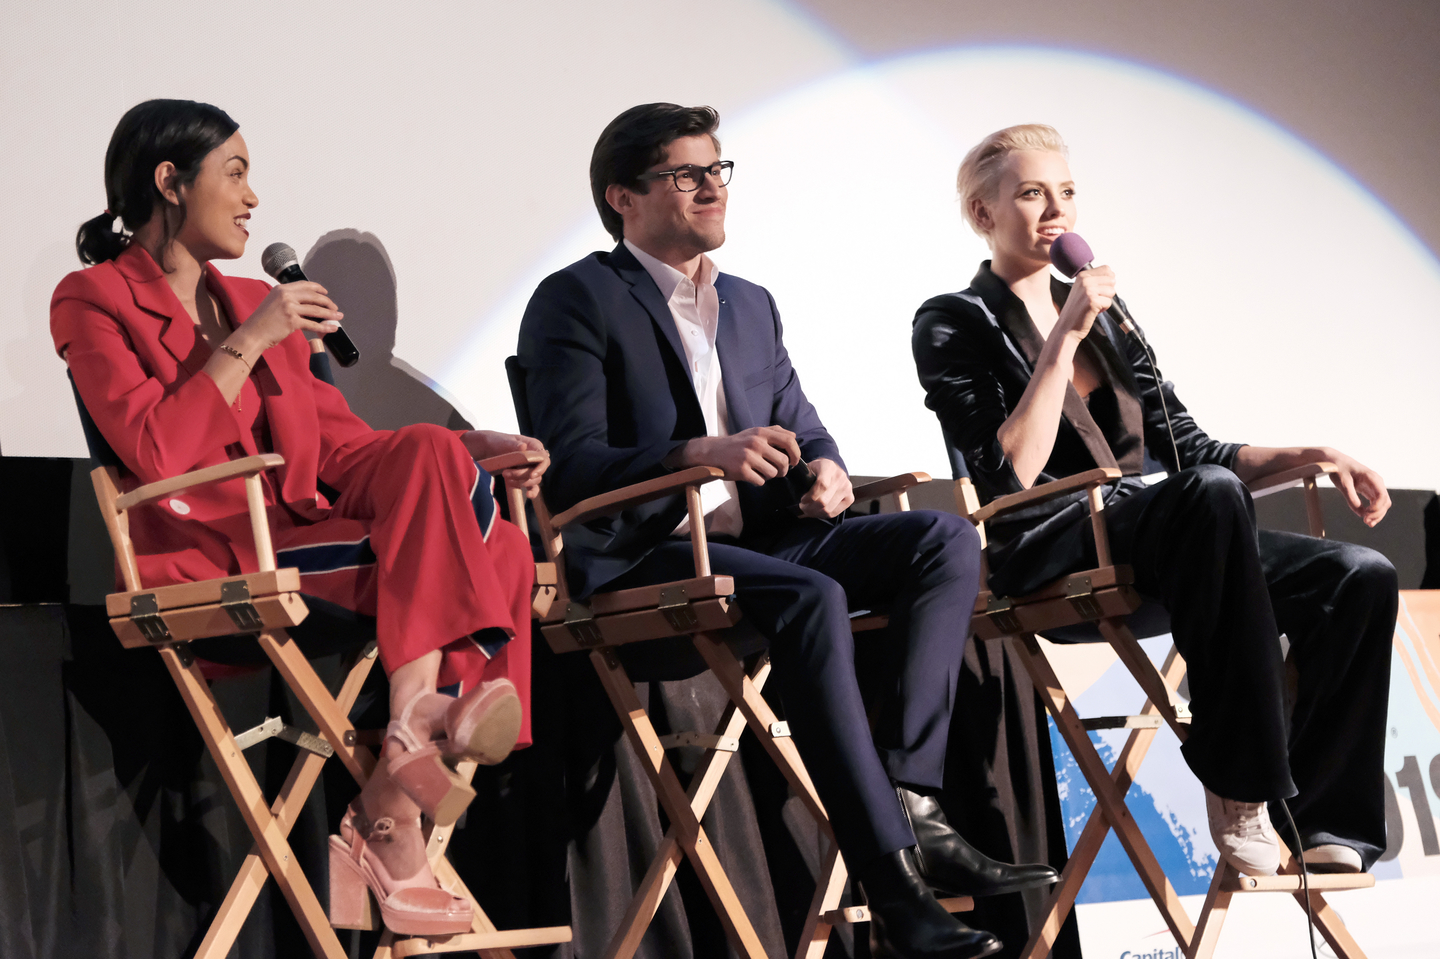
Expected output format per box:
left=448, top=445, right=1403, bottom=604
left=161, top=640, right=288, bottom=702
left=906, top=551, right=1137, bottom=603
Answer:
left=505, top=355, right=534, bottom=436
left=940, top=425, right=971, bottom=483
left=68, top=371, right=124, bottom=471
left=308, top=341, right=336, bottom=385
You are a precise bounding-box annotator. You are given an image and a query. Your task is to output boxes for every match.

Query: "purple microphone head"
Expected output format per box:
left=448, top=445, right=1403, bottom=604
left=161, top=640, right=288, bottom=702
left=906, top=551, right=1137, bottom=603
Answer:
left=1049, top=232, right=1094, bottom=278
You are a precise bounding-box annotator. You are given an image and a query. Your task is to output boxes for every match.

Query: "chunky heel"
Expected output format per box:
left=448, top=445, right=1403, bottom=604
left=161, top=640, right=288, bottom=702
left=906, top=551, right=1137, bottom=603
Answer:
left=328, top=837, right=379, bottom=930
left=390, top=748, right=476, bottom=827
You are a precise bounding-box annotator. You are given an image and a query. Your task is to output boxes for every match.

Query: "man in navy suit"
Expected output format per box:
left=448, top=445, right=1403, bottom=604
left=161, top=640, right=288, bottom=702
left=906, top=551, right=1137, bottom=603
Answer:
left=517, top=104, right=1056, bottom=959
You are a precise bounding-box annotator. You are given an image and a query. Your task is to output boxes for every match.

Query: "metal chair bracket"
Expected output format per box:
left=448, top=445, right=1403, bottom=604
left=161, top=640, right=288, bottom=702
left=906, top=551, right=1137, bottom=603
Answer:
left=1063, top=575, right=1102, bottom=620
left=770, top=721, right=791, bottom=738
left=564, top=602, right=604, bottom=647
left=220, top=580, right=264, bottom=631
left=985, top=596, right=1021, bottom=635
left=657, top=585, right=699, bottom=632
left=658, top=731, right=740, bottom=752
left=130, top=593, right=171, bottom=642
left=233, top=715, right=336, bottom=758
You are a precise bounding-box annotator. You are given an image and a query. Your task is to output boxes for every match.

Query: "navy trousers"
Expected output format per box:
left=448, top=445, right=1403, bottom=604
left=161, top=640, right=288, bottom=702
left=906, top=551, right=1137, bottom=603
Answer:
left=992, top=465, right=1396, bottom=867
left=603, top=509, right=982, bottom=866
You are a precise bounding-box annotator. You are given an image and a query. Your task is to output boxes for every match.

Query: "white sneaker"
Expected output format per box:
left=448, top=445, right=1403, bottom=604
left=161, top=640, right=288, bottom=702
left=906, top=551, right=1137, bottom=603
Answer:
left=1301, top=844, right=1363, bottom=873
left=1205, top=788, right=1279, bottom=876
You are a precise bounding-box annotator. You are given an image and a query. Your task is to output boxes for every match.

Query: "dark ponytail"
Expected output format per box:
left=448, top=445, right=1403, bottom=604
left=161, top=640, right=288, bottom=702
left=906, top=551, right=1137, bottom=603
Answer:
left=75, top=99, right=239, bottom=267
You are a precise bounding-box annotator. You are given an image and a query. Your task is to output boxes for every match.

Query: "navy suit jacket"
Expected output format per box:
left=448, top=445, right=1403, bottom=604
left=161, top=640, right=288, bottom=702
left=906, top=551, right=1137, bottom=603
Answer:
left=517, top=243, right=843, bottom=596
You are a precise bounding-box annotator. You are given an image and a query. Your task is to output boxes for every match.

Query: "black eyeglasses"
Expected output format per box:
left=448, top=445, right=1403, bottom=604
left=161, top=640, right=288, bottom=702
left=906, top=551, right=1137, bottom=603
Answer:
left=636, top=160, right=734, bottom=192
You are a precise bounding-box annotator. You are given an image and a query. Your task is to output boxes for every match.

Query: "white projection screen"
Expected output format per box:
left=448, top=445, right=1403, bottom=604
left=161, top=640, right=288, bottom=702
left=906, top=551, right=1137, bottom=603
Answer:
left=3, top=3, right=1440, bottom=954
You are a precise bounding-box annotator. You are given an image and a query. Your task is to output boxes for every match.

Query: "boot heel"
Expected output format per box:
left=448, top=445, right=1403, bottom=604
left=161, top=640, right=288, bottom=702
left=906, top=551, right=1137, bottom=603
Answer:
left=392, top=750, right=476, bottom=827
left=328, top=838, right=379, bottom=930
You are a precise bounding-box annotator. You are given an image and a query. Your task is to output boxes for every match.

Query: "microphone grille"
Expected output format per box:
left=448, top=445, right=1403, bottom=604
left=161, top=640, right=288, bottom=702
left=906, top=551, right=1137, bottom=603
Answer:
left=1049, top=232, right=1094, bottom=278
left=261, top=242, right=299, bottom=279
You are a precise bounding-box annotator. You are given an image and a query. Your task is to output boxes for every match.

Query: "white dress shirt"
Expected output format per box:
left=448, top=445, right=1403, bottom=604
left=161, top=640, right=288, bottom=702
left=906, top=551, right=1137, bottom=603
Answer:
left=624, top=238, right=743, bottom=537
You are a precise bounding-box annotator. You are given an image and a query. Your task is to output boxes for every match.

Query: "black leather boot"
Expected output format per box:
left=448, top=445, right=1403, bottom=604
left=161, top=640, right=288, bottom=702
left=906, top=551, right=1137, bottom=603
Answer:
left=897, top=785, right=1060, bottom=897
left=855, top=847, right=1002, bottom=959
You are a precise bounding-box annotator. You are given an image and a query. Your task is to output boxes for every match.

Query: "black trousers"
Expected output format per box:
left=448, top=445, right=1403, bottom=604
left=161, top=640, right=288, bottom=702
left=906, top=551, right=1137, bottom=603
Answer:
left=603, top=509, right=982, bottom=866
left=992, top=465, right=1395, bottom=867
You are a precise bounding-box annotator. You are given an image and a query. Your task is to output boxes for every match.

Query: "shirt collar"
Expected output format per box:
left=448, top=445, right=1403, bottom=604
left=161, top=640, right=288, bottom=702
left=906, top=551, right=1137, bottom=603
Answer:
left=623, top=238, right=718, bottom=303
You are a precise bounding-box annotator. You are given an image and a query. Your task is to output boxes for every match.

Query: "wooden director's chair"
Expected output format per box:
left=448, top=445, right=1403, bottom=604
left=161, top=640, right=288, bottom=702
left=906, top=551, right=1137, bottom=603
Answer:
left=505, top=357, right=973, bottom=959
left=70, top=342, right=571, bottom=959
left=951, top=454, right=1376, bottom=959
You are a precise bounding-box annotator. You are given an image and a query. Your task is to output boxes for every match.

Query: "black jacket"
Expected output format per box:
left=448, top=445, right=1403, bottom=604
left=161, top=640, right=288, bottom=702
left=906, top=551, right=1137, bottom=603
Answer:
left=518, top=243, right=842, bottom=597
left=912, top=261, right=1242, bottom=582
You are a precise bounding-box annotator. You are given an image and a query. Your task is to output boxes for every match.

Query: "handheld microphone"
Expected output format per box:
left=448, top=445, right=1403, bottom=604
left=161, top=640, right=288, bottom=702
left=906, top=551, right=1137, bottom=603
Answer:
left=1048, top=232, right=1137, bottom=335
left=260, top=242, right=361, bottom=367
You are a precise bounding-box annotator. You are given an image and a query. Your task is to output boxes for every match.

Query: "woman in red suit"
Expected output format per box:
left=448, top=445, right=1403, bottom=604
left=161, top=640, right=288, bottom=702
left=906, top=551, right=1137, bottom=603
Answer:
left=52, top=99, right=546, bottom=937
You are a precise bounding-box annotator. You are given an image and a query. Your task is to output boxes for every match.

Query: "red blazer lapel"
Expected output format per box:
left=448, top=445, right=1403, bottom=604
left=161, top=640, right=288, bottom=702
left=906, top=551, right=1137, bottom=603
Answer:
left=112, top=245, right=208, bottom=377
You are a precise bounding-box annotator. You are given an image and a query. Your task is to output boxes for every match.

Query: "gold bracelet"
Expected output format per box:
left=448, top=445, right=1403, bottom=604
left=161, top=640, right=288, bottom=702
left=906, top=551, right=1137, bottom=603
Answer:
left=217, top=344, right=251, bottom=371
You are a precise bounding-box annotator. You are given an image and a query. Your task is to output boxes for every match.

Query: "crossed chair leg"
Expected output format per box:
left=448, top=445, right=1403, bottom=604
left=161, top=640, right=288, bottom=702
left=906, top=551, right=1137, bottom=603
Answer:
left=1008, top=626, right=1197, bottom=959
left=588, top=632, right=975, bottom=959
left=163, top=630, right=569, bottom=959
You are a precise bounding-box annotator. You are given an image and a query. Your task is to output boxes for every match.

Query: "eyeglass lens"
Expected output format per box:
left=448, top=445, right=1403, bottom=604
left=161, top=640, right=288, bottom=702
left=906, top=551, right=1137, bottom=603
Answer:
left=673, top=162, right=733, bottom=191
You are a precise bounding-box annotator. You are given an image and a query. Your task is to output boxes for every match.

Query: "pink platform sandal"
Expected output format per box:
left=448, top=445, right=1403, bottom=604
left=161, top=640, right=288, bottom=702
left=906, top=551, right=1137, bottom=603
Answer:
left=328, top=801, right=473, bottom=936
left=386, top=698, right=477, bottom=828
left=441, top=677, right=522, bottom=765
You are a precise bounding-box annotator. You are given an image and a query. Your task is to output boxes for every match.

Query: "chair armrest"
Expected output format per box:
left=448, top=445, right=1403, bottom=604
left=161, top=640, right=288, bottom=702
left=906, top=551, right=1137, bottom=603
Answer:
left=852, top=472, right=931, bottom=503
left=477, top=450, right=548, bottom=473
left=115, top=454, right=286, bottom=511
left=972, top=468, right=1121, bottom=524
left=1246, top=461, right=1338, bottom=499
left=550, top=467, right=726, bottom=529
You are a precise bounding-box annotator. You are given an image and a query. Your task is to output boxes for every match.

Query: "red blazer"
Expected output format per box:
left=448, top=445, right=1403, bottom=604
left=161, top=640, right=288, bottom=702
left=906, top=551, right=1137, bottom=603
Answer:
left=52, top=244, right=387, bottom=588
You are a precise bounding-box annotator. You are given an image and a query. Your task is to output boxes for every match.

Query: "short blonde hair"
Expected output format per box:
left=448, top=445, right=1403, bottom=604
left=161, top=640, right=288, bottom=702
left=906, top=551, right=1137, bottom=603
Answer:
left=957, top=124, right=1068, bottom=239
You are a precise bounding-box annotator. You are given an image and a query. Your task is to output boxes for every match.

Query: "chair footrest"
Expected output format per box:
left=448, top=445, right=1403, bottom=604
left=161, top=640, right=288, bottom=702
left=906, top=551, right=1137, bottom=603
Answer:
left=823, top=896, right=974, bottom=924
left=1225, top=873, right=1376, bottom=892
left=108, top=571, right=308, bottom=648
left=390, top=925, right=573, bottom=956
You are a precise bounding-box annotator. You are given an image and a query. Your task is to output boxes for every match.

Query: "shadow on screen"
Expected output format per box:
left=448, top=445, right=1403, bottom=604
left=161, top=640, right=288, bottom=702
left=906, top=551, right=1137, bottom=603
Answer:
left=302, top=230, right=471, bottom=431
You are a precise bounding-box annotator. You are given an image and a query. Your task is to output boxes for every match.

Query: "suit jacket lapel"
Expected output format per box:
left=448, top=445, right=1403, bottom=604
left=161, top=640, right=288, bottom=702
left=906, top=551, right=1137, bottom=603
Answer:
left=610, top=243, right=695, bottom=388
left=714, top=281, right=755, bottom=432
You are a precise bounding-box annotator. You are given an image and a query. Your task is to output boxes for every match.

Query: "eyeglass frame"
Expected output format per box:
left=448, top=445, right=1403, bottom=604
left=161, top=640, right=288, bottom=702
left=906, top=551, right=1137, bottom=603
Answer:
left=634, top=160, right=734, bottom=193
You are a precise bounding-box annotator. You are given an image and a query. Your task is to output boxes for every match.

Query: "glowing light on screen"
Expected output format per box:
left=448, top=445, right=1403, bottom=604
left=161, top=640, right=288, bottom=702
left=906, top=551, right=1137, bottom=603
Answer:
left=442, top=47, right=1440, bottom=490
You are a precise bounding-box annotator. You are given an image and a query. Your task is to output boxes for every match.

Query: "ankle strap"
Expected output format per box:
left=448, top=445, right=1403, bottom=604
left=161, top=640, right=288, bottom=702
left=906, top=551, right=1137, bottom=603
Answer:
left=345, top=799, right=396, bottom=860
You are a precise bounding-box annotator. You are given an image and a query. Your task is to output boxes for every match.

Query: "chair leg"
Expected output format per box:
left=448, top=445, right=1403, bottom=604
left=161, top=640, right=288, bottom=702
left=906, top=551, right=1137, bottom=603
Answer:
left=600, top=657, right=765, bottom=959
left=1018, top=644, right=1188, bottom=959
left=589, top=647, right=770, bottom=959
left=1011, top=632, right=1196, bottom=953
left=1095, top=619, right=1188, bottom=740
left=259, top=629, right=377, bottom=783
left=794, top=840, right=849, bottom=959
left=159, top=645, right=349, bottom=959
left=691, top=634, right=831, bottom=831
left=195, top=644, right=380, bottom=959
left=1187, top=862, right=1234, bottom=959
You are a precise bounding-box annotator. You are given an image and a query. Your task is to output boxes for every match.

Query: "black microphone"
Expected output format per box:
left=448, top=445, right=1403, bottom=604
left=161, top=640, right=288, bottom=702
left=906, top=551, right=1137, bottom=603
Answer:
left=1048, top=232, right=1137, bottom=335
left=260, top=242, right=361, bottom=367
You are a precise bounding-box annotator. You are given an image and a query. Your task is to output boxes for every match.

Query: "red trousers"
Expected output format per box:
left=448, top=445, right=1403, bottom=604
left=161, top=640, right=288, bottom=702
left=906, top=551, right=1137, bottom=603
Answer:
left=271, top=424, right=533, bottom=747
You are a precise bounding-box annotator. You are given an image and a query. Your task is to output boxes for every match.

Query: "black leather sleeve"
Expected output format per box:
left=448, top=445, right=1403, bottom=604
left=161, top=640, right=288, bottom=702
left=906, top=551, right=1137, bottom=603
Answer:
left=912, top=294, right=1027, bottom=500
